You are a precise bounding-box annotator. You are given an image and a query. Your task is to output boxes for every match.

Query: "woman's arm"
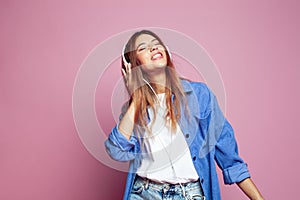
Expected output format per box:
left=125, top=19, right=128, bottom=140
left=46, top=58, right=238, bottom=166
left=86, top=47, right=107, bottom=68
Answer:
left=105, top=60, right=139, bottom=161
left=237, top=178, right=264, bottom=200
left=200, top=84, right=264, bottom=199
left=118, top=58, right=137, bottom=140
left=118, top=101, right=136, bottom=140
left=104, top=101, right=138, bottom=162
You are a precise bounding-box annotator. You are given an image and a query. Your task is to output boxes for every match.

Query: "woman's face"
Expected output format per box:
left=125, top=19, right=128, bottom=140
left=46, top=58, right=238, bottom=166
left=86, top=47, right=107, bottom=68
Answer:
left=134, top=34, right=167, bottom=75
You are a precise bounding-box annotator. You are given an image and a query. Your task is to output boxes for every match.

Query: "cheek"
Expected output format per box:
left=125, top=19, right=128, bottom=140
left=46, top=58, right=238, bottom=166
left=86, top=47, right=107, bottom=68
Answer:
left=137, top=54, right=151, bottom=65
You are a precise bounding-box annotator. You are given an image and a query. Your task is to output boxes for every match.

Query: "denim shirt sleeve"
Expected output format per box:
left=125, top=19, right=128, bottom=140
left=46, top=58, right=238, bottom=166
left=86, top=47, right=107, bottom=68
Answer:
left=104, top=102, right=140, bottom=162
left=215, top=119, right=250, bottom=184
left=198, top=83, right=250, bottom=184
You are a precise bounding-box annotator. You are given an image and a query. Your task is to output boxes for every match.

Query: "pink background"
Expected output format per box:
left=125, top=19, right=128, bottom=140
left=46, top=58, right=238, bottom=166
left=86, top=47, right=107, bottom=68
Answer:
left=1, top=0, right=299, bottom=199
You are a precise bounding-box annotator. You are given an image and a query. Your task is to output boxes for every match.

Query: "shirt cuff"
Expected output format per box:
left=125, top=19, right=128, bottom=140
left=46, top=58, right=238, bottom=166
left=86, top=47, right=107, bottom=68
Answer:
left=108, top=124, right=137, bottom=151
left=222, top=163, right=251, bottom=184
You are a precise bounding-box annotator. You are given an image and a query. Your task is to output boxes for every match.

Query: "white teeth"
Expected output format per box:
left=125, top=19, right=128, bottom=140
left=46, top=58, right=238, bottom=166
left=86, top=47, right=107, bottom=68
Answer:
left=152, top=53, right=162, bottom=59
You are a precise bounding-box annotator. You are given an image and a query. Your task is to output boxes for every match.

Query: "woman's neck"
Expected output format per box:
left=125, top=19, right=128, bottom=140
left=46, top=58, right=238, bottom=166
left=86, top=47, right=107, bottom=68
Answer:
left=148, top=72, right=167, bottom=94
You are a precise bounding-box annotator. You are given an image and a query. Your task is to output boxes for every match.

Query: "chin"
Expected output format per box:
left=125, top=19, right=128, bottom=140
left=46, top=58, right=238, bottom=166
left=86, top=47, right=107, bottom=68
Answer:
left=153, top=60, right=167, bottom=68
left=141, top=60, right=167, bottom=74
left=154, top=62, right=167, bottom=68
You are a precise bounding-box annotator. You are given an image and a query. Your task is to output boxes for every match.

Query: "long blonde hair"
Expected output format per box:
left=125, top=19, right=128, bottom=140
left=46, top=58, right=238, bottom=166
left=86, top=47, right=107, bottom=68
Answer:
left=122, top=30, right=188, bottom=136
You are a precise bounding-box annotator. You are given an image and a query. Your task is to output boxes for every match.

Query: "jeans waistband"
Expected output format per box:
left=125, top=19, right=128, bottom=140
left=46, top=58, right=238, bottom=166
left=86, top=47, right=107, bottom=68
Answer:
left=135, top=175, right=201, bottom=192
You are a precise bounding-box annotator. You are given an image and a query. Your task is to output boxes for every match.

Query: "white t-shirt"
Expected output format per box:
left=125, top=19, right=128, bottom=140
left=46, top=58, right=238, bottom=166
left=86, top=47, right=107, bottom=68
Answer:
left=136, top=93, right=199, bottom=184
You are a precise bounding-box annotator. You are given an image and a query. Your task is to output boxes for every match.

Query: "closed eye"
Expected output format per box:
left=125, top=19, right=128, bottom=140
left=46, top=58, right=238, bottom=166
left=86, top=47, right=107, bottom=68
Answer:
left=137, top=47, right=146, bottom=52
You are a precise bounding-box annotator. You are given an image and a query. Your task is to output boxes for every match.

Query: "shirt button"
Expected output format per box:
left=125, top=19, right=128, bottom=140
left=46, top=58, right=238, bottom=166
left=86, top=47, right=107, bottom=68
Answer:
left=193, top=156, right=196, bottom=161
left=185, top=133, right=189, bottom=138
left=201, top=178, right=204, bottom=183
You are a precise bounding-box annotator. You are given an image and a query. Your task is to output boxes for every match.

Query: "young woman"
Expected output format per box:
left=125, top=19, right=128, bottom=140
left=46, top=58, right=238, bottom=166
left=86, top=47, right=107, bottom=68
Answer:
left=105, top=30, right=264, bottom=200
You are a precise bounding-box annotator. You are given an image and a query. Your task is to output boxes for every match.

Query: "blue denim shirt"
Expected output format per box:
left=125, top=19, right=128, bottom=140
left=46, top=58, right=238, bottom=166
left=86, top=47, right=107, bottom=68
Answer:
left=105, top=80, right=250, bottom=200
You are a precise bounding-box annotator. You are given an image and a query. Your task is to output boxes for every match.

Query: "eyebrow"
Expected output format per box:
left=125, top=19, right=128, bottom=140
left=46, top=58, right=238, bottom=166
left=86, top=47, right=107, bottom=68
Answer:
left=136, top=38, right=159, bottom=49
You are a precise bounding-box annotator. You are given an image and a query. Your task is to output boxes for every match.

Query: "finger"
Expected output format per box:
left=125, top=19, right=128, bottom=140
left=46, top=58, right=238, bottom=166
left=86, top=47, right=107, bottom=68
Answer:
left=123, top=61, right=129, bottom=73
left=122, top=54, right=128, bottom=66
left=127, top=63, right=132, bottom=74
left=121, top=68, right=126, bottom=77
left=124, top=63, right=129, bottom=73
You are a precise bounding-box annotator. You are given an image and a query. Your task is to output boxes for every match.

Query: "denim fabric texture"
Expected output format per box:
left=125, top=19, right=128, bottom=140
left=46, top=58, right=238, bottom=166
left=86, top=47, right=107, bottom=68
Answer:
left=129, top=176, right=205, bottom=200
left=105, top=80, right=251, bottom=200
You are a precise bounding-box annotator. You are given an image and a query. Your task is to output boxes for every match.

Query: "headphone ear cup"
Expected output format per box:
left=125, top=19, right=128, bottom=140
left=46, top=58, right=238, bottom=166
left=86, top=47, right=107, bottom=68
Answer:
left=122, top=44, right=130, bottom=65
left=165, top=46, right=172, bottom=61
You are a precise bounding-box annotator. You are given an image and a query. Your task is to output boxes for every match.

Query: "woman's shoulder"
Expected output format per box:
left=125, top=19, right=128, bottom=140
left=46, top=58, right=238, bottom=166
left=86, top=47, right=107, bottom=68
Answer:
left=180, top=78, right=211, bottom=95
left=180, top=78, right=213, bottom=117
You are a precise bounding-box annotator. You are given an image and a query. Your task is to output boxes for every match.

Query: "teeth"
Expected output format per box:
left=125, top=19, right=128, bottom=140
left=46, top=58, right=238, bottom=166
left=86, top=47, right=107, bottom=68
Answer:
left=152, top=53, right=162, bottom=59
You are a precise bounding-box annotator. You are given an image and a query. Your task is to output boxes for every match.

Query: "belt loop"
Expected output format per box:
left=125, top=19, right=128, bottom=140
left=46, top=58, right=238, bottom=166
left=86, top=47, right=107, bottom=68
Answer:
left=144, top=178, right=149, bottom=190
left=179, top=183, right=186, bottom=197
left=162, top=184, right=170, bottom=194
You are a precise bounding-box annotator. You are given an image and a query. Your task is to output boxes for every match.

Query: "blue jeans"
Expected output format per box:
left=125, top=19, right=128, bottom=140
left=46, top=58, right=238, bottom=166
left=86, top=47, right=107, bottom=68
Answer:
left=129, top=176, right=205, bottom=200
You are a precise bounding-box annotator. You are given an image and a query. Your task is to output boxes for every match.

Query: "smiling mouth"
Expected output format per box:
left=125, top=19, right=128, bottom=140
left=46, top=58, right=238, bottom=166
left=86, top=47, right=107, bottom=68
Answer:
left=151, top=52, right=163, bottom=60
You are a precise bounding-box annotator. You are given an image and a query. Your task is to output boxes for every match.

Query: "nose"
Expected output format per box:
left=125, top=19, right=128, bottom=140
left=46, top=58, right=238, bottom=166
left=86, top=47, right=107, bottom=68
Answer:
left=150, top=45, right=158, bottom=52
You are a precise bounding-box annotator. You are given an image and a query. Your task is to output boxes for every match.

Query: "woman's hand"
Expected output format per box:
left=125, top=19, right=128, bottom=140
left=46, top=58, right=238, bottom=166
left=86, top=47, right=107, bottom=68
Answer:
left=121, top=57, right=135, bottom=96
